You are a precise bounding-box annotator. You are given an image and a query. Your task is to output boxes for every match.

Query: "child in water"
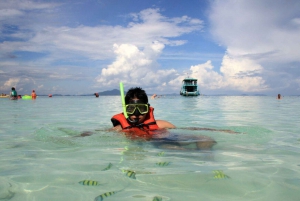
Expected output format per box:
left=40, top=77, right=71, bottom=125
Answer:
left=10, top=87, right=18, bottom=100
left=111, top=87, right=217, bottom=150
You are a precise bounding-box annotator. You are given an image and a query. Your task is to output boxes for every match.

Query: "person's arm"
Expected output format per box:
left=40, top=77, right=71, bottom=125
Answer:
left=180, top=127, right=239, bottom=134
left=156, top=120, right=176, bottom=129
left=110, top=124, right=122, bottom=131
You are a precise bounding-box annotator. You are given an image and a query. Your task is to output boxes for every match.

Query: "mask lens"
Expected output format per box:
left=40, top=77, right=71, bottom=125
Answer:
left=137, top=104, right=148, bottom=114
left=126, top=105, right=136, bottom=114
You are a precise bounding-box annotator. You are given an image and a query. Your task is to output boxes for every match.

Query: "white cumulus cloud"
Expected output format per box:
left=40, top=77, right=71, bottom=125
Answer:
left=209, top=0, right=300, bottom=94
left=96, top=41, right=177, bottom=89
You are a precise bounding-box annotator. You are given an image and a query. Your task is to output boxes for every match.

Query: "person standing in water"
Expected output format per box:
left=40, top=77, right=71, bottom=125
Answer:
left=10, top=87, right=18, bottom=100
left=31, top=90, right=37, bottom=99
left=111, top=87, right=216, bottom=150
left=277, top=94, right=282, bottom=99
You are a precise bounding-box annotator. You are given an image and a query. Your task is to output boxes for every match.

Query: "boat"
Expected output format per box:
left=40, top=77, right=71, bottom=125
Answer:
left=0, top=95, right=9, bottom=98
left=180, top=77, right=200, bottom=96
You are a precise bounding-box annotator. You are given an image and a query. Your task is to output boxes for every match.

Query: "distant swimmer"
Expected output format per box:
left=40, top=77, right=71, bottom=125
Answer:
left=10, top=87, right=18, bottom=100
left=31, top=90, right=37, bottom=99
left=277, top=94, right=282, bottom=99
left=151, top=94, right=157, bottom=99
left=94, top=93, right=99, bottom=97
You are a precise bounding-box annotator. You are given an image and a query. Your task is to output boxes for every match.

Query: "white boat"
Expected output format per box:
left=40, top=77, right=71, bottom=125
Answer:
left=180, top=78, right=200, bottom=96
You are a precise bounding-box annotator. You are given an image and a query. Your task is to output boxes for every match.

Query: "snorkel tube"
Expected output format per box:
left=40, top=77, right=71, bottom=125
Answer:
left=119, top=82, right=139, bottom=124
left=120, top=82, right=128, bottom=119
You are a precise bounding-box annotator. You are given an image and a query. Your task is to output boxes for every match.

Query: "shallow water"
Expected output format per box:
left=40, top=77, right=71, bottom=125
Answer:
left=1, top=96, right=300, bottom=201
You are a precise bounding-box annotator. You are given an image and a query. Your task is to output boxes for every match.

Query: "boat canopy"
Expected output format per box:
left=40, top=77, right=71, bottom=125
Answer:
left=182, top=78, right=198, bottom=85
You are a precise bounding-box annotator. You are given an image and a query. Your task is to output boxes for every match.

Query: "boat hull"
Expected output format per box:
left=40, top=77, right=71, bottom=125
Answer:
left=180, top=91, right=200, bottom=96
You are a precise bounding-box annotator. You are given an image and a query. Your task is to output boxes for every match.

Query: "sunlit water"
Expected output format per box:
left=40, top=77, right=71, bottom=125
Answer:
left=1, top=96, right=300, bottom=201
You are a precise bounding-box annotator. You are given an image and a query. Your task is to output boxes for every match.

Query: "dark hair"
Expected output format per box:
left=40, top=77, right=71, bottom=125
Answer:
left=11, top=87, right=15, bottom=90
left=125, top=87, right=148, bottom=104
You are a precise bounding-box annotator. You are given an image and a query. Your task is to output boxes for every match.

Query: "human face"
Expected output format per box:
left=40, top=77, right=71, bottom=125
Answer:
left=127, top=99, right=148, bottom=124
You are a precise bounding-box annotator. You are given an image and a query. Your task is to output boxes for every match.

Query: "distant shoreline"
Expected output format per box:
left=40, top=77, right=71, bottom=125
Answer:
left=19, top=94, right=300, bottom=97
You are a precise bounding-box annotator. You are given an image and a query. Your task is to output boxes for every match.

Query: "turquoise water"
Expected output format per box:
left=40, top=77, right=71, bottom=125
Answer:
left=1, top=96, right=300, bottom=201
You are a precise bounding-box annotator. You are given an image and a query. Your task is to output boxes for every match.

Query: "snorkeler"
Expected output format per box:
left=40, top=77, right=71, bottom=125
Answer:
left=111, top=87, right=175, bottom=132
left=111, top=87, right=217, bottom=150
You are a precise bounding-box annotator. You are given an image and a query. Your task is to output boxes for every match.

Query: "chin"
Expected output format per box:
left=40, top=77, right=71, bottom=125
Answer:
left=130, top=116, right=146, bottom=123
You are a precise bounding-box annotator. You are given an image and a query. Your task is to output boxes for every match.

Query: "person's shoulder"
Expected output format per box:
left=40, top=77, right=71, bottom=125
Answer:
left=156, top=120, right=176, bottom=129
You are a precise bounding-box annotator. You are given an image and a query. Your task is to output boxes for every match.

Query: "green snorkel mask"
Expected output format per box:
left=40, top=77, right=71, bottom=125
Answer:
left=125, top=103, right=149, bottom=115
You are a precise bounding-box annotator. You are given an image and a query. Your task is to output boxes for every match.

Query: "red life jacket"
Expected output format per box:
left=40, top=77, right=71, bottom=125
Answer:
left=111, top=107, right=159, bottom=139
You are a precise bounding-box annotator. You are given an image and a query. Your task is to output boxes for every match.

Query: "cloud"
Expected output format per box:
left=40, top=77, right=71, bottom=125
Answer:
left=1, top=8, right=203, bottom=60
left=94, top=2, right=298, bottom=94
left=0, top=5, right=204, bottom=94
left=0, top=0, right=60, bottom=31
left=189, top=61, right=223, bottom=90
left=209, top=0, right=300, bottom=59
left=220, top=55, right=266, bottom=91
left=0, top=0, right=58, bottom=10
left=0, top=9, right=23, bottom=19
left=96, top=41, right=177, bottom=89
left=168, top=61, right=222, bottom=91
left=92, top=8, right=202, bottom=90
left=171, top=57, right=266, bottom=94
left=208, top=0, right=300, bottom=94
left=3, top=1, right=299, bottom=95
left=0, top=78, right=20, bottom=90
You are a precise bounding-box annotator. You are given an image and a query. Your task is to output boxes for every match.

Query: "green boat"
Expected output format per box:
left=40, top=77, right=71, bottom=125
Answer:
left=180, top=78, right=200, bottom=96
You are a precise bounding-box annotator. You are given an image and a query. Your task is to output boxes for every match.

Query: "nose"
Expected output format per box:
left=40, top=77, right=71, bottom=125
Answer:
left=133, top=108, right=141, bottom=116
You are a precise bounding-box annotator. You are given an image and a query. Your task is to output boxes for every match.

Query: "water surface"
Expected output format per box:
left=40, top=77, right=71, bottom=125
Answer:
left=1, top=96, right=299, bottom=200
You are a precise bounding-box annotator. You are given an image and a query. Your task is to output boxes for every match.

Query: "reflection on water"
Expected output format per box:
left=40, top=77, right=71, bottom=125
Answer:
left=1, top=96, right=300, bottom=200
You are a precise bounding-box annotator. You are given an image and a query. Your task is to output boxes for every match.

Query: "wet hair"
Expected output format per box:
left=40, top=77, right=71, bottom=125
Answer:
left=11, top=87, right=15, bottom=90
left=125, top=87, right=148, bottom=104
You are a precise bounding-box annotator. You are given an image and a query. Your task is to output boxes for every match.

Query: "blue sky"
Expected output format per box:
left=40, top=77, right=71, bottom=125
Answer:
left=1, top=0, right=300, bottom=95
